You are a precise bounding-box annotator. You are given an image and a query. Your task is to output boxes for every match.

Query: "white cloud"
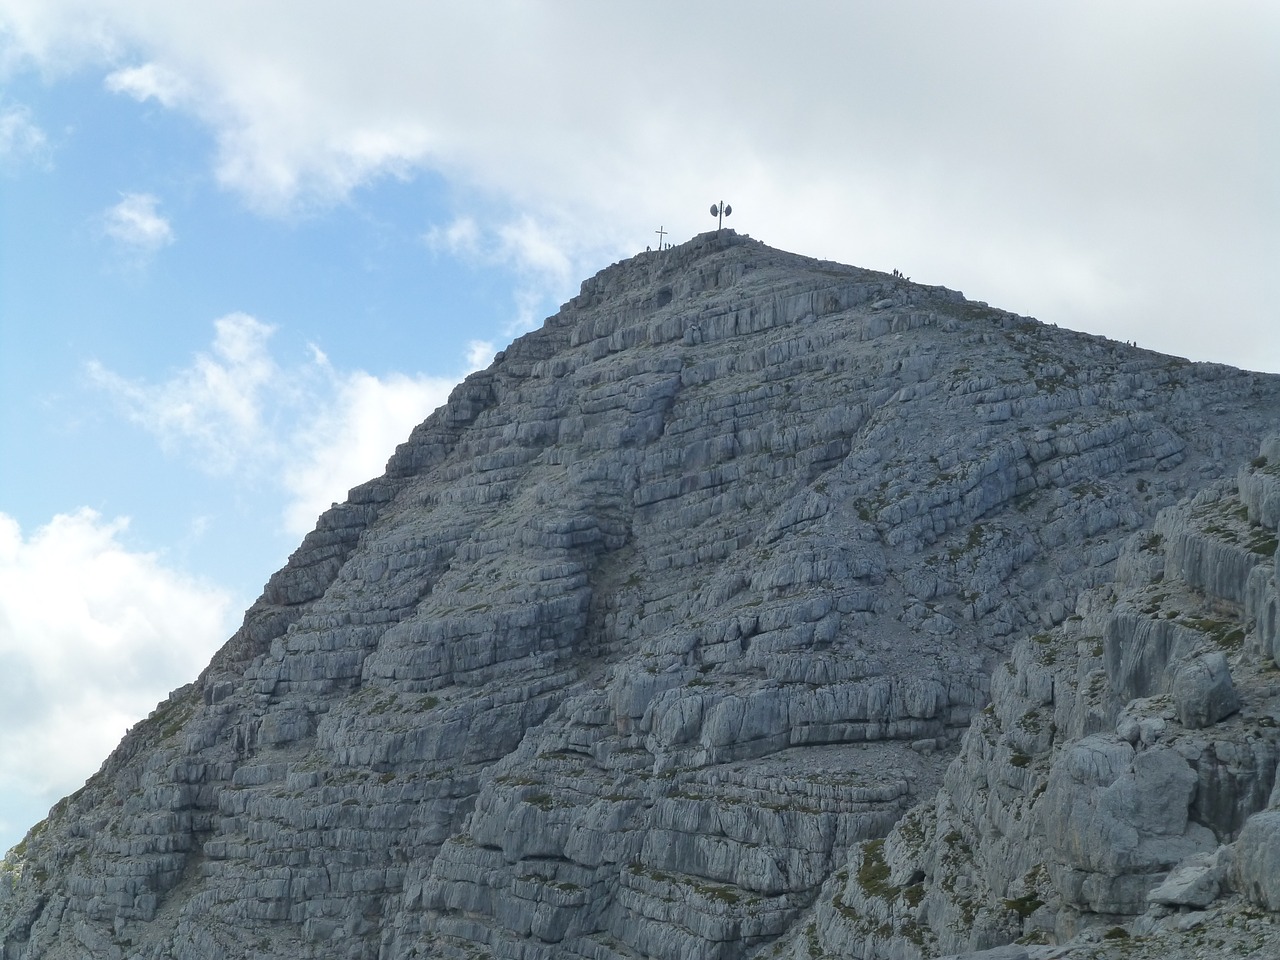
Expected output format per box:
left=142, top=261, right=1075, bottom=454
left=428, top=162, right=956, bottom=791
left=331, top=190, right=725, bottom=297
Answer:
left=89, top=313, right=471, bottom=537
left=0, top=100, right=48, bottom=169
left=102, top=191, right=175, bottom=255
left=88, top=312, right=278, bottom=472
left=496, top=215, right=573, bottom=288
left=0, top=2, right=1276, bottom=369
left=495, top=215, right=579, bottom=335
left=104, top=60, right=189, bottom=106
left=282, top=368, right=454, bottom=536
left=426, top=212, right=580, bottom=337
left=425, top=215, right=481, bottom=258
left=466, top=339, right=496, bottom=369
left=0, top=508, right=233, bottom=845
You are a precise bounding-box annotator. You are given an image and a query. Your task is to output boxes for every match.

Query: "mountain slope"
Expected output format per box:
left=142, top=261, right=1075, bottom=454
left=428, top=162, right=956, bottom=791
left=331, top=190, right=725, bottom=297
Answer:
left=3, top=231, right=1279, bottom=960
left=768, top=440, right=1280, bottom=959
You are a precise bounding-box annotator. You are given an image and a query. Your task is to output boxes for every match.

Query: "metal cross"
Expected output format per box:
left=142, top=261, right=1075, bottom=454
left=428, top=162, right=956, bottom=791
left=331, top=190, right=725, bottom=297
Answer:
left=655, top=225, right=668, bottom=250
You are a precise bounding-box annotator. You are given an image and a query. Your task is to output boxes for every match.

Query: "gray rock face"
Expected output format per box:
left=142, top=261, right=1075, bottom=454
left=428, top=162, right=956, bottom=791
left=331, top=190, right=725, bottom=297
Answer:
left=3, top=232, right=1280, bottom=960
left=1234, top=811, right=1280, bottom=911
left=772, top=443, right=1280, bottom=960
left=1146, top=847, right=1228, bottom=909
left=1039, top=736, right=1215, bottom=913
left=1171, top=652, right=1240, bottom=728
left=936, top=949, right=1034, bottom=960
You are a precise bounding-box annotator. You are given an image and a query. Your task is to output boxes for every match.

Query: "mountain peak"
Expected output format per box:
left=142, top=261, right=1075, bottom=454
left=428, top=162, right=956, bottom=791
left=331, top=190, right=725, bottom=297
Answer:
left=4, top=237, right=1280, bottom=960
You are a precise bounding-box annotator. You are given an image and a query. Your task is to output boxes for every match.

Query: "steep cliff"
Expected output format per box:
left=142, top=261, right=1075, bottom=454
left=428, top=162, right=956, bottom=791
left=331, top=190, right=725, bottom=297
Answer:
left=3, top=231, right=1279, bottom=960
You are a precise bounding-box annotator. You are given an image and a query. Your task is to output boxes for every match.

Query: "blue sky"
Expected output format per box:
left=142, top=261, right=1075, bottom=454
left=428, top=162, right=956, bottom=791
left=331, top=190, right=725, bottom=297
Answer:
left=1, top=1, right=1277, bottom=856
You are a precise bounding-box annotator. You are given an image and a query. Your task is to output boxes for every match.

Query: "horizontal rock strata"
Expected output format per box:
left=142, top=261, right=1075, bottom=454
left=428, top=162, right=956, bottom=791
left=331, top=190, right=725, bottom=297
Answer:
left=4, top=232, right=1280, bottom=960
left=777, top=442, right=1280, bottom=959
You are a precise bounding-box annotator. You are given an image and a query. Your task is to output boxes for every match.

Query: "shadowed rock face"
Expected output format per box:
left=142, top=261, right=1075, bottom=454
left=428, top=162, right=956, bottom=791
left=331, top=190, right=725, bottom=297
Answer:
left=3, top=231, right=1280, bottom=960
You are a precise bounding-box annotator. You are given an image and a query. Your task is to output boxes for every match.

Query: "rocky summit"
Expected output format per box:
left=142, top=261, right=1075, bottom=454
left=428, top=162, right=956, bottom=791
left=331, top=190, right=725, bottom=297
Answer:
left=3, top=231, right=1280, bottom=960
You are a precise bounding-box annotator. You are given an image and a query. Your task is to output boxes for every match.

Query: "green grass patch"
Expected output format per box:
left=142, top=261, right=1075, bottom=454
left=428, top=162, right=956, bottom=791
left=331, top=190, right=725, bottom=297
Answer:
left=856, top=839, right=894, bottom=899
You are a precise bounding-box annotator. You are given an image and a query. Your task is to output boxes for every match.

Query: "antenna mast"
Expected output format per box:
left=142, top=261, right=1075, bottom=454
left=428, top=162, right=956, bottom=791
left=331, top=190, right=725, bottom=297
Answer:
left=710, top=201, right=732, bottom=233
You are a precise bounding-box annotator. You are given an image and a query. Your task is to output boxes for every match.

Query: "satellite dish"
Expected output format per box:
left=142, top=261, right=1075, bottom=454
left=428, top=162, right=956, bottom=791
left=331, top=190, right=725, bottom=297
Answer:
left=710, top=204, right=720, bottom=217
left=723, top=205, right=732, bottom=217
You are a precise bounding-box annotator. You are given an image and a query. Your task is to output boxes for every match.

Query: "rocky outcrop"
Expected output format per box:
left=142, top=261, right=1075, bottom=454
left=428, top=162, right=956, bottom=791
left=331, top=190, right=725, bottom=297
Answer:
left=3, top=232, right=1280, bottom=960
left=1234, top=811, right=1280, bottom=911
left=778, top=443, right=1280, bottom=959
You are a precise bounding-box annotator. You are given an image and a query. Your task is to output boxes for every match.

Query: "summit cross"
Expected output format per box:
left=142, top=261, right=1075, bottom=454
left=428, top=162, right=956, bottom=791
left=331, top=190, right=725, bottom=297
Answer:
left=655, top=226, right=668, bottom=250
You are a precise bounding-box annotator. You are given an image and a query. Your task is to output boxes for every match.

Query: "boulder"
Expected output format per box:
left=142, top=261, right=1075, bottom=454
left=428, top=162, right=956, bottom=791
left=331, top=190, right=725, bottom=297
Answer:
left=1171, top=652, right=1240, bottom=729
left=1039, top=736, right=1215, bottom=912
left=1147, top=848, right=1229, bottom=908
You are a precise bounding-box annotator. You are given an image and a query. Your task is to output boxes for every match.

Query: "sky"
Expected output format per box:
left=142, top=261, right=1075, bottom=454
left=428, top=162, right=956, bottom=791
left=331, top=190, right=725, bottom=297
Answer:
left=1, top=1, right=1277, bottom=856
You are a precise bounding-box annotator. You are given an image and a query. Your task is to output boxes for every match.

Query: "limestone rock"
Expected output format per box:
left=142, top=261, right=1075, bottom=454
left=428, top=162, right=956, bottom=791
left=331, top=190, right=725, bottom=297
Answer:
left=5, top=232, right=1280, bottom=960
left=1039, top=736, right=1215, bottom=914
left=774, top=439, right=1280, bottom=960
left=1171, top=652, right=1240, bottom=728
left=1233, top=811, right=1280, bottom=911
left=1238, top=436, right=1280, bottom=529
left=1146, top=848, right=1229, bottom=909
left=936, top=948, right=1034, bottom=960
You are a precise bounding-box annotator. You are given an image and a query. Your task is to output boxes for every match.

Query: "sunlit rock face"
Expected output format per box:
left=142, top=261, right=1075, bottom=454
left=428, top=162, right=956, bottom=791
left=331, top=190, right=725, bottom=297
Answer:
left=4, top=231, right=1280, bottom=960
